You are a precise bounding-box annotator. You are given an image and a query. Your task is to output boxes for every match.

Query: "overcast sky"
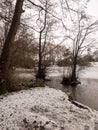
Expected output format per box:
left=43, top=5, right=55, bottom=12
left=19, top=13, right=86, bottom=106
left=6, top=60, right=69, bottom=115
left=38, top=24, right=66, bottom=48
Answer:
left=87, top=0, right=98, bottom=17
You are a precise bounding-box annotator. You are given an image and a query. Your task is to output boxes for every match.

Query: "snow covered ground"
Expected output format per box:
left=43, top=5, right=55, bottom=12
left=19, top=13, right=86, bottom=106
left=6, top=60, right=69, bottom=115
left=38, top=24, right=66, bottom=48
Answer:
left=0, top=87, right=98, bottom=130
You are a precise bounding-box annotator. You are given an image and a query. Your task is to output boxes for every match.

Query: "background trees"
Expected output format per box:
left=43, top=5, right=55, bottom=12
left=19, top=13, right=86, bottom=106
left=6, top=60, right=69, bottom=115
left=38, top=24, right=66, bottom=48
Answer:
left=11, top=26, right=38, bottom=68
left=0, top=0, right=14, bottom=54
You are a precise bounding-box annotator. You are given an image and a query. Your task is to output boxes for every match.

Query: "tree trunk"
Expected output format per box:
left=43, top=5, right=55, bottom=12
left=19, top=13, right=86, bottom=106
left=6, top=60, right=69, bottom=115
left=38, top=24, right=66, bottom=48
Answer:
left=38, top=32, right=42, bottom=73
left=71, top=56, right=77, bottom=83
left=36, top=31, right=45, bottom=79
left=0, top=0, right=24, bottom=94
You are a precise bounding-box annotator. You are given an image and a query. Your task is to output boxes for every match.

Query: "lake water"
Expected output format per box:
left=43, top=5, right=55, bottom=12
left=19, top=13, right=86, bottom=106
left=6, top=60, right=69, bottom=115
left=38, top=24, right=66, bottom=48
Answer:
left=14, top=65, right=98, bottom=111
left=76, top=78, right=98, bottom=110
left=47, top=66, right=98, bottom=111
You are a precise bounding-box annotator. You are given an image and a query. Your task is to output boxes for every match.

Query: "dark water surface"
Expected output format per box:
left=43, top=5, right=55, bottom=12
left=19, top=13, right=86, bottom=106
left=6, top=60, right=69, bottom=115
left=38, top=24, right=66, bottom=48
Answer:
left=46, top=73, right=98, bottom=111
left=76, top=78, right=98, bottom=110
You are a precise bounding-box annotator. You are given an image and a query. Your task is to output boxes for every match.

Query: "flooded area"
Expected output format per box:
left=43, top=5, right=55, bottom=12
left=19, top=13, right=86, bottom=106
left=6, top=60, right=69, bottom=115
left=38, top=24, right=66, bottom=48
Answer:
left=14, top=65, right=98, bottom=111
left=47, top=66, right=98, bottom=111
left=75, top=66, right=98, bottom=110
left=76, top=78, right=98, bottom=110
left=13, top=68, right=34, bottom=81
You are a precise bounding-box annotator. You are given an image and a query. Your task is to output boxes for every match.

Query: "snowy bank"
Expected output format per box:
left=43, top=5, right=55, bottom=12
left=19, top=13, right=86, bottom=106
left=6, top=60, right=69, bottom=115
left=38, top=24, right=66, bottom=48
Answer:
left=0, top=87, right=98, bottom=130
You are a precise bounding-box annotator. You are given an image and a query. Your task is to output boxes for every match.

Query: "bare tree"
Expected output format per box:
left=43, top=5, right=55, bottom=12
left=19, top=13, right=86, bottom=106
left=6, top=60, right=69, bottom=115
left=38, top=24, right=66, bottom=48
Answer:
left=27, top=0, right=57, bottom=79
left=0, top=0, right=24, bottom=94
left=61, top=0, right=98, bottom=85
left=71, top=16, right=98, bottom=84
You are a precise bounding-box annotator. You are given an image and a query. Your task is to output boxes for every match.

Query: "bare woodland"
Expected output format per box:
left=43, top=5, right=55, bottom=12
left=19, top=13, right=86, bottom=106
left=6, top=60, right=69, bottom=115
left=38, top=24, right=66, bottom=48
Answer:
left=0, top=0, right=98, bottom=93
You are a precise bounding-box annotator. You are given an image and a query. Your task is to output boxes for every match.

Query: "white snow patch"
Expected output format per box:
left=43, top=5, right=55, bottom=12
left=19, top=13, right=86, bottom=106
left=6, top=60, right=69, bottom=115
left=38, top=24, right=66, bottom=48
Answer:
left=0, top=87, right=98, bottom=130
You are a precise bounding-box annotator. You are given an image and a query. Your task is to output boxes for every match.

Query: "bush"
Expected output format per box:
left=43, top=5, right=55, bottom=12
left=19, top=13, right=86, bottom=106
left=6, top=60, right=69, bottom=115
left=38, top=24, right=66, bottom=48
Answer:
left=61, top=76, right=71, bottom=86
left=0, top=86, right=7, bottom=95
left=32, top=79, right=45, bottom=87
left=61, top=75, right=80, bottom=86
left=6, top=69, right=29, bottom=92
